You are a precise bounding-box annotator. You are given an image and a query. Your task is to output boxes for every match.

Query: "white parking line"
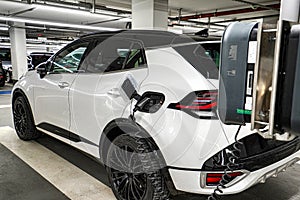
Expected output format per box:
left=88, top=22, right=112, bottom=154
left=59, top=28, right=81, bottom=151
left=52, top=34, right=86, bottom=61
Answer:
left=0, top=126, right=115, bottom=200
left=0, top=105, right=11, bottom=109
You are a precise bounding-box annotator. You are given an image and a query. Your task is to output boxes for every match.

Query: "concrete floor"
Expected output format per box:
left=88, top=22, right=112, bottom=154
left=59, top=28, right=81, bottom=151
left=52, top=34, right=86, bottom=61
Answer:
left=1, top=85, right=300, bottom=200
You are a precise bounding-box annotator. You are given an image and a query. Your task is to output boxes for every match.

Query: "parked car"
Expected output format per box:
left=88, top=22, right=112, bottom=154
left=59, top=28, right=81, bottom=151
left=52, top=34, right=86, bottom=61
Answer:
left=199, top=41, right=221, bottom=68
left=0, top=48, right=12, bottom=83
left=12, top=30, right=300, bottom=200
left=0, top=61, right=5, bottom=87
left=28, top=52, right=54, bottom=70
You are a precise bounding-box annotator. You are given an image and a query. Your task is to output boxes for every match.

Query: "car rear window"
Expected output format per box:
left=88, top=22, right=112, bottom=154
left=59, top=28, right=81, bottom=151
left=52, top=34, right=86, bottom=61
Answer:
left=173, top=44, right=219, bottom=79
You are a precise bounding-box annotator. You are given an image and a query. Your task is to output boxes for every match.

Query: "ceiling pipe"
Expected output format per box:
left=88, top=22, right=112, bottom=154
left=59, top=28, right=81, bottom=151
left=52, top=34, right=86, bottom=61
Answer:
left=185, top=20, right=226, bottom=28
left=212, top=14, right=279, bottom=24
left=171, top=3, right=280, bottom=21
left=8, top=8, right=36, bottom=17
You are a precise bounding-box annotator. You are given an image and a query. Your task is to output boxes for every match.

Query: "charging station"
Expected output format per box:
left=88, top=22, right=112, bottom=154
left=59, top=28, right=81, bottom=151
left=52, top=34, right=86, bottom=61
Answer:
left=218, top=22, right=258, bottom=125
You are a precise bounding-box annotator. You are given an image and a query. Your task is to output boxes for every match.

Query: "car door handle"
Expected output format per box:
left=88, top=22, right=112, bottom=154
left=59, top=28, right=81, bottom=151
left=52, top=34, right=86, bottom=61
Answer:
left=107, top=88, right=120, bottom=97
left=58, top=82, right=69, bottom=89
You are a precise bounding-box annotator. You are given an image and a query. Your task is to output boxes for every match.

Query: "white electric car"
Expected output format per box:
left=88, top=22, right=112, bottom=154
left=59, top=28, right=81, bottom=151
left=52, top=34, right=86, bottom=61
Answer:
left=12, top=30, right=300, bottom=200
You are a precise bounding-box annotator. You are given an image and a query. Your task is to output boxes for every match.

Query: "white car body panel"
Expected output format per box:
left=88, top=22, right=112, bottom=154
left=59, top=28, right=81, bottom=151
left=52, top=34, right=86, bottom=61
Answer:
left=69, top=68, right=148, bottom=157
left=34, top=72, right=77, bottom=130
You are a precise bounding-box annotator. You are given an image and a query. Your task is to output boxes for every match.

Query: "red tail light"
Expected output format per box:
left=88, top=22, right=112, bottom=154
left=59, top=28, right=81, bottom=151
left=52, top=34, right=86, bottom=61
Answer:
left=0, top=75, right=3, bottom=79
left=206, top=172, right=244, bottom=186
left=168, top=90, right=218, bottom=118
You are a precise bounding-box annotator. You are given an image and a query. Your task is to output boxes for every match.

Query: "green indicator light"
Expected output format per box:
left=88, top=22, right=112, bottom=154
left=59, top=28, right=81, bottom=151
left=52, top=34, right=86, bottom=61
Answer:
left=236, top=109, right=252, bottom=115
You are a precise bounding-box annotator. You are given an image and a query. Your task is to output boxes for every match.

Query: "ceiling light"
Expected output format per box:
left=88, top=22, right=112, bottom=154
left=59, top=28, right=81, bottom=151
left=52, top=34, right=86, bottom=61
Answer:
left=0, top=27, right=8, bottom=31
left=32, top=3, right=129, bottom=19
left=33, top=4, right=115, bottom=19
left=0, top=16, right=120, bottom=31
left=0, top=42, right=65, bottom=49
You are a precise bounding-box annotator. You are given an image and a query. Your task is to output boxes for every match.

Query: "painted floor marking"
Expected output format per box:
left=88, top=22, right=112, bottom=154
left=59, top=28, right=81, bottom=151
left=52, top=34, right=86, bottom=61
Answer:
left=0, top=91, right=12, bottom=95
left=0, top=104, right=12, bottom=109
left=0, top=126, right=115, bottom=200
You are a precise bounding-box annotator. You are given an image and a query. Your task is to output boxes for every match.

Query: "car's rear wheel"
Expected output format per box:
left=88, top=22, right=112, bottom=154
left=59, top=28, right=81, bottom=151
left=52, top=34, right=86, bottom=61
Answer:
left=106, top=134, right=169, bottom=200
left=13, top=96, right=40, bottom=140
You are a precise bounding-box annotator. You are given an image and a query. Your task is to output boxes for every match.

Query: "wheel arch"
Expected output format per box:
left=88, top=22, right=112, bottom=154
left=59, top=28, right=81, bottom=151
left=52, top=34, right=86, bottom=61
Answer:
left=12, top=88, right=30, bottom=106
left=12, top=88, right=35, bottom=123
left=99, top=117, right=179, bottom=195
left=99, top=118, right=159, bottom=163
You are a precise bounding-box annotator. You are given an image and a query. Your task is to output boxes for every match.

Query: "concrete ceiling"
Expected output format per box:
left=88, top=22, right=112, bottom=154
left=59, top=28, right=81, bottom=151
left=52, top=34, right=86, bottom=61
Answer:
left=0, top=0, right=280, bottom=40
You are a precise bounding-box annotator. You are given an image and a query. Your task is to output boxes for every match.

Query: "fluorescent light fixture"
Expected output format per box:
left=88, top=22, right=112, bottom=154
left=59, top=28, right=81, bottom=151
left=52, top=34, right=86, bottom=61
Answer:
left=0, top=42, right=65, bottom=48
left=0, top=42, right=10, bottom=46
left=0, top=27, right=8, bottom=31
left=27, top=43, right=66, bottom=48
left=26, top=38, right=71, bottom=44
left=0, top=36, right=71, bottom=45
left=33, top=4, right=119, bottom=19
left=0, top=16, right=120, bottom=31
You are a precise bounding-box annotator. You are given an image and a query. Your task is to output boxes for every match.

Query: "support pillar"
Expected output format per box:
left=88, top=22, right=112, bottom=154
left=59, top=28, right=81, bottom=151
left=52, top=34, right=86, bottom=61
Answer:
left=280, top=0, right=300, bottom=22
left=132, top=0, right=168, bottom=30
left=9, top=22, right=28, bottom=81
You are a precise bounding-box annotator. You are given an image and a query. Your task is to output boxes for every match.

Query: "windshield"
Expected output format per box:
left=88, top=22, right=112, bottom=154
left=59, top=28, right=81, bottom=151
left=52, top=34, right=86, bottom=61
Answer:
left=173, top=44, right=219, bottom=80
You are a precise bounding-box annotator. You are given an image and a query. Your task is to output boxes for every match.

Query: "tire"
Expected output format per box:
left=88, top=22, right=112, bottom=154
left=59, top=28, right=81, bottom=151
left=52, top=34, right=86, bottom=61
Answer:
left=106, top=134, right=170, bottom=200
left=13, top=96, right=40, bottom=140
left=5, top=71, right=12, bottom=83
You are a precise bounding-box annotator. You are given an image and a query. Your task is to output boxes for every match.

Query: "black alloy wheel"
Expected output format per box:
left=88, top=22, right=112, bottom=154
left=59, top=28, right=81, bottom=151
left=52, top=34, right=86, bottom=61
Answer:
left=106, top=134, right=169, bottom=200
left=13, top=96, right=40, bottom=140
left=110, top=145, right=147, bottom=199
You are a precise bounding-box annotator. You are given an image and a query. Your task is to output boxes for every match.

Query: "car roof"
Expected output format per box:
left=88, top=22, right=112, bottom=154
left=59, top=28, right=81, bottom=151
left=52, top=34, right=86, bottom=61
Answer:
left=81, top=30, right=195, bottom=49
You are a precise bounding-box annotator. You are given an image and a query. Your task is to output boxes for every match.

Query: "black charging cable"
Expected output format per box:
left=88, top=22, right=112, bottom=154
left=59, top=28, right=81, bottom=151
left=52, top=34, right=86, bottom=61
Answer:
left=207, top=125, right=243, bottom=200
left=130, top=95, right=151, bottom=121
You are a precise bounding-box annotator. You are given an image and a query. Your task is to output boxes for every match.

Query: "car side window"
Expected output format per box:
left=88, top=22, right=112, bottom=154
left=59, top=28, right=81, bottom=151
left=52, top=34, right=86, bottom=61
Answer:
left=51, top=42, right=89, bottom=73
left=82, top=38, right=146, bottom=73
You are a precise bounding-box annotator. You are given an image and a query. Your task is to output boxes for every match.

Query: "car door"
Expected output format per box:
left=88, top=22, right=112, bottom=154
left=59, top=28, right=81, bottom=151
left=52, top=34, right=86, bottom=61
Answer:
left=34, top=40, right=90, bottom=140
left=69, top=36, right=148, bottom=156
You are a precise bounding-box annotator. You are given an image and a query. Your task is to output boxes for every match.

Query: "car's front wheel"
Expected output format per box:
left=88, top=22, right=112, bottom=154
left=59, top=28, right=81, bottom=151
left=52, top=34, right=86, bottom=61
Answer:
left=106, top=134, right=169, bottom=200
left=13, top=96, right=40, bottom=140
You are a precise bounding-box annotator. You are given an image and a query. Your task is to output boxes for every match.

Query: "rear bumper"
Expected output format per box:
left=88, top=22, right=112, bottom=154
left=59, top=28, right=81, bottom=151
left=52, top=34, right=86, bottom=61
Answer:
left=168, top=150, right=300, bottom=195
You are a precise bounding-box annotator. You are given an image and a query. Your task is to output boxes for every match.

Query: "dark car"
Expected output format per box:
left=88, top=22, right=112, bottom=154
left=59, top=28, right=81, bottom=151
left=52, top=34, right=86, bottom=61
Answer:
left=0, top=48, right=12, bottom=83
left=28, top=52, right=54, bottom=70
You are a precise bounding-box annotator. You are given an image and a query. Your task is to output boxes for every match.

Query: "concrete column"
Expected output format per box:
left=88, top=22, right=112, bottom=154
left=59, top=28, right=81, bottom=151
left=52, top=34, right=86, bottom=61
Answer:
left=9, top=22, right=28, bottom=80
left=132, top=0, right=168, bottom=30
left=280, top=0, right=300, bottom=22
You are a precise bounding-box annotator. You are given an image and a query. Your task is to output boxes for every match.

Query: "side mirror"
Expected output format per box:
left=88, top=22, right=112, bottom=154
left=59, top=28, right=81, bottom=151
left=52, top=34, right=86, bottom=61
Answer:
left=36, top=62, right=48, bottom=78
